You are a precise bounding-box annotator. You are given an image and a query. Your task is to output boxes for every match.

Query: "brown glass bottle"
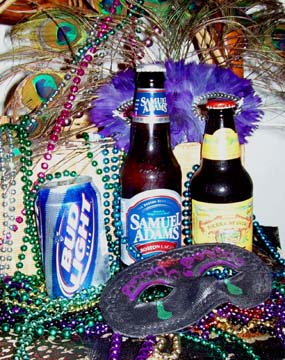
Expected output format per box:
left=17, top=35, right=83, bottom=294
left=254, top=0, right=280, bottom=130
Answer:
left=190, top=99, right=253, bottom=250
left=120, top=64, right=182, bottom=265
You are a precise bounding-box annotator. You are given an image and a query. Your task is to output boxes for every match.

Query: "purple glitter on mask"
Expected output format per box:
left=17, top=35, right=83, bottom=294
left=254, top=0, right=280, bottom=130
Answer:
left=100, top=243, right=272, bottom=338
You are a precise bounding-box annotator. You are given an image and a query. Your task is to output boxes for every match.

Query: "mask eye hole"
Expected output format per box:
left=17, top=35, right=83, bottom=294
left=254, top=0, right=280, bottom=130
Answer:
left=138, top=284, right=174, bottom=304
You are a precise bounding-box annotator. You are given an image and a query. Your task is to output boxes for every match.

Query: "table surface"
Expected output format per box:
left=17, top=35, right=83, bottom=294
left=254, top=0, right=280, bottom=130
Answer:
left=1, top=333, right=285, bottom=360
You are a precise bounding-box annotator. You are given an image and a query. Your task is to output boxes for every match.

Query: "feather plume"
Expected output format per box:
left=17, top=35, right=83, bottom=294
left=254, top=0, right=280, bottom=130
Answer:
left=0, top=0, right=284, bottom=147
left=0, top=0, right=94, bottom=24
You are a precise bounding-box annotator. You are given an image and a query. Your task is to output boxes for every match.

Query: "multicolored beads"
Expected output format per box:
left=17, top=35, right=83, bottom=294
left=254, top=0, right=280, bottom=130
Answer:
left=1, top=1, right=285, bottom=360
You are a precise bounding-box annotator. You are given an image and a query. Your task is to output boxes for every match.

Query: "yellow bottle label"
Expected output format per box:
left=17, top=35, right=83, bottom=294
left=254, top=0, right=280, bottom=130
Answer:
left=192, top=197, right=253, bottom=251
left=202, top=128, right=241, bottom=160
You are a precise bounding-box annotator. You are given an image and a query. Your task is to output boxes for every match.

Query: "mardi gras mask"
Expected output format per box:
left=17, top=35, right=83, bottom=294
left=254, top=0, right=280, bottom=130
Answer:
left=100, top=243, right=272, bottom=337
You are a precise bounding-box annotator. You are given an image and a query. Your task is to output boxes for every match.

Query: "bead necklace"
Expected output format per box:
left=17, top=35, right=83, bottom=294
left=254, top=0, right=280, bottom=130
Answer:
left=0, top=129, right=125, bottom=358
left=0, top=126, right=15, bottom=276
left=1, top=145, right=285, bottom=359
left=1, top=2, right=285, bottom=360
left=210, top=327, right=261, bottom=360
left=82, top=132, right=123, bottom=276
left=2, top=115, right=284, bottom=358
left=0, top=124, right=35, bottom=277
left=135, top=335, right=156, bottom=360
left=148, top=334, right=181, bottom=360
left=2, top=142, right=283, bottom=359
left=181, top=330, right=228, bottom=359
left=4, top=0, right=135, bottom=275
left=24, top=1, right=145, bottom=142
left=108, top=332, right=123, bottom=360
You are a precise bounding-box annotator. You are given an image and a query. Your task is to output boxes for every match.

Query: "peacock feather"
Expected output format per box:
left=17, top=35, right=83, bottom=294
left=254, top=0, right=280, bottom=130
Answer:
left=10, top=8, right=92, bottom=53
left=0, top=0, right=94, bottom=24
left=5, top=71, right=65, bottom=129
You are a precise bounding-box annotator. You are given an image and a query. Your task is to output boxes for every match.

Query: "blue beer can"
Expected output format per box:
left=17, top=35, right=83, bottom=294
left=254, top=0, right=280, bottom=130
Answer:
left=35, top=176, right=110, bottom=298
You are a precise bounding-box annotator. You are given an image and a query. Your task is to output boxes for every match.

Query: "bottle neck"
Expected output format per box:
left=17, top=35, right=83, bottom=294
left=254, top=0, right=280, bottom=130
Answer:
left=135, top=71, right=165, bottom=88
left=129, top=122, right=171, bottom=155
left=201, top=107, right=241, bottom=161
left=205, top=108, right=236, bottom=134
left=133, top=71, right=169, bottom=125
left=128, top=70, right=172, bottom=155
left=200, top=158, right=243, bottom=170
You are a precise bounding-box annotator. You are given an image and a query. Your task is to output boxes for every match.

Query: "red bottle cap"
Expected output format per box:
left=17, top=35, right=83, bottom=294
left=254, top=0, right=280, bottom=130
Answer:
left=206, top=99, right=236, bottom=109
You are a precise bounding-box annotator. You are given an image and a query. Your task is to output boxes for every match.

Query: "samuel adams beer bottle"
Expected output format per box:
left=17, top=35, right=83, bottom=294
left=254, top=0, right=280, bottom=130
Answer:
left=120, top=63, right=182, bottom=265
left=190, top=99, right=253, bottom=251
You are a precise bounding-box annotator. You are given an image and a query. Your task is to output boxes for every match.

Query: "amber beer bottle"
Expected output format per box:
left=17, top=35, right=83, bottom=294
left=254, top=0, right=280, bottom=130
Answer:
left=190, top=99, right=253, bottom=251
left=120, top=63, right=182, bottom=265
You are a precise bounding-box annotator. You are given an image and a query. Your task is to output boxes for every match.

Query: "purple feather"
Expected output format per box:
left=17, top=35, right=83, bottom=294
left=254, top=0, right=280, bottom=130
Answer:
left=90, top=61, right=263, bottom=151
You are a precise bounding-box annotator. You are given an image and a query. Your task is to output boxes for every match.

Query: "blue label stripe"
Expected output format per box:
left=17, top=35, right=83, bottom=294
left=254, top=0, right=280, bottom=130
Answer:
left=135, top=89, right=168, bottom=118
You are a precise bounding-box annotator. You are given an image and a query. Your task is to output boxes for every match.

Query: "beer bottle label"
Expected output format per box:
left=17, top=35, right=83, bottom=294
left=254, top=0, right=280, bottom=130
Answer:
left=191, top=197, right=253, bottom=251
left=121, top=189, right=182, bottom=265
left=202, top=128, right=241, bottom=160
left=134, top=88, right=170, bottom=124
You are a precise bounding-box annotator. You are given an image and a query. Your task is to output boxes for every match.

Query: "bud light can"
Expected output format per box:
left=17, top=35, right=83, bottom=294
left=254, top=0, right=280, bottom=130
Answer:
left=35, top=176, right=110, bottom=298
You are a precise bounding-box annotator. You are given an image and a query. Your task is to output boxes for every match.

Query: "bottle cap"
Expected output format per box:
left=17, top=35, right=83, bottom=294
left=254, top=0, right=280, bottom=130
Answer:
left=136, top=63, right=166, bottom=72
left=206, top=99, right=236, bottom=109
